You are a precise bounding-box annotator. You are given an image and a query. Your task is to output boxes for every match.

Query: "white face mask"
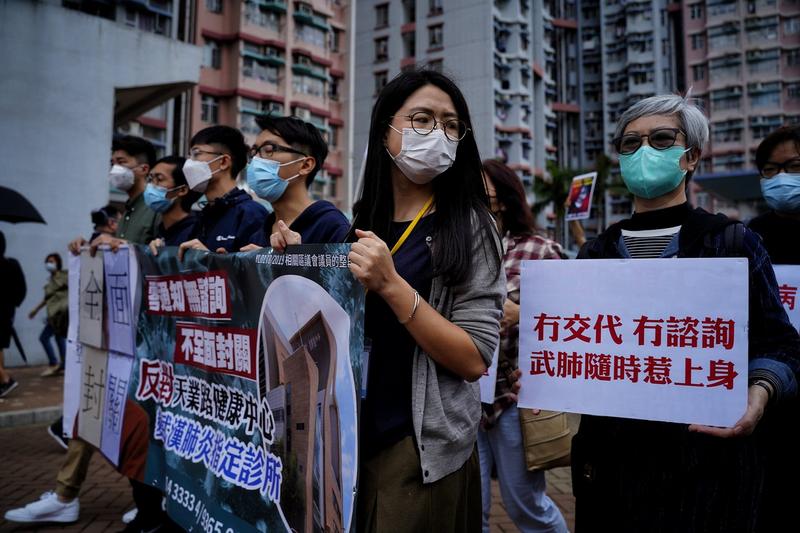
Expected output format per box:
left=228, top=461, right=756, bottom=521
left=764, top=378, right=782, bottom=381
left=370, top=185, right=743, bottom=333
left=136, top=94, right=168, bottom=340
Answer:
left=387, top=127, right=458, bottom=184
left=109, top=164, right=136, bottom=191
left=45, top=262, right=57, bottom=273
left=183, top=155, right=223, bottom=193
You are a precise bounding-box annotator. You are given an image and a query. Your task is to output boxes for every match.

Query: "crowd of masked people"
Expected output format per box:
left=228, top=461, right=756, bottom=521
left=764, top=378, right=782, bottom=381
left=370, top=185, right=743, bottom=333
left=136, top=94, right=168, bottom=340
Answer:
left=2, top=67, right=799, bottom=533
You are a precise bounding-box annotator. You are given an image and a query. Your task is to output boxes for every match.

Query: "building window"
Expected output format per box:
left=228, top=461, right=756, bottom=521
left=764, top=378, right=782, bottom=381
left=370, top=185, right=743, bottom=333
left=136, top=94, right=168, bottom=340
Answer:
left=427, top=59, right=443, bottom=73
left=244, top=4, right=281, bottom=31
left=206, top=0, right=222, bottom=14
left=711, top=119, right=743, bottom=143
left=785, top=17, right=800, bottom=36
left=295, top=23, right=328, bottom=49
left=330, top=28, right=342, bottom=53
left=429, top=24, right=443, bottom=48
left=243, top=57, right=280, bottom=84
left=203, top=39, right=221, bottom=69
left=748, top=81, right=781, bottom=108
left=692, top=64, right=706, bottom=80
left=429, top=0, right=443, bottom=16
left=329, top=77, right=340, bottom=100
left=787, top=49, right=800, bottom=67
left=375, top=37, right=389, bottom=62
left=689, top=3, right=704, bottom=19
left=292, top=75, right=326, bottom=98
left=788, top=82, right=800, bottom=101
left=402, top=0, right=416, bottom=23
left=374, top=71, right=388, bottom=95
left=328, top=125, right=339, bottom=148
left=201, top=95, right=219, bottom=124
left=375, top=4, right=389, bottom=28
left=691, top=33, right=705, bottom=49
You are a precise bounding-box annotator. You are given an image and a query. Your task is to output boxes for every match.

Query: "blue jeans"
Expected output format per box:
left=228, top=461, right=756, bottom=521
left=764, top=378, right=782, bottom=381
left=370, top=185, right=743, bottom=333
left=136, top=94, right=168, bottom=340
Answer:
left=40, top=323, right=65, bottom=367
left=478, top=404, right=569, bottom=533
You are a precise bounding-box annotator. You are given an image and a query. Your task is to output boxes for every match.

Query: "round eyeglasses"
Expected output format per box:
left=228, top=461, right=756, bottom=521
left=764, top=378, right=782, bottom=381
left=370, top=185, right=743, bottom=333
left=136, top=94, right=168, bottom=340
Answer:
left=392, top=111, right=469, bottom=142
left=613, top=128, right=686, bottom=155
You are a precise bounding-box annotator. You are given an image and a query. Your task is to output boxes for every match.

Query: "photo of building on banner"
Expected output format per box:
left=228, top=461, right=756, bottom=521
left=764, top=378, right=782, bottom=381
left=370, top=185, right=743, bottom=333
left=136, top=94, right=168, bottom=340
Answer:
left=73, top=244, right=364, bottom=533
left=774, top=264, right=800, bottom=334
left=564, top=171, right=597, bottom=221
left=517, top=258, right=749, bottom=428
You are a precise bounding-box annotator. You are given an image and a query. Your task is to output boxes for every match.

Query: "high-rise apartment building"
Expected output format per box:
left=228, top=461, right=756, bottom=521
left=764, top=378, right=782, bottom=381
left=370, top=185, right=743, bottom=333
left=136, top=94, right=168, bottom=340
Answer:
left=192, top=0, right=352, bottom=209
left=353, top=0, right=581, bottom=212
left=578, top=0, right=684, bottom=228
left=65, top=0, right=196, bottom=159
left=683, top=0, right=800, bottom=217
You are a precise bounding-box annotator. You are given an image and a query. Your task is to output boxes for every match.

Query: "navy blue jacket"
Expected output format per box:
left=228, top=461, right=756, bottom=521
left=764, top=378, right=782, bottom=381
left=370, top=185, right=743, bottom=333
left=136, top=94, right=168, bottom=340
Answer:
left=196, top=188, right=267, bottom=252
left=159, top=213, right=198, bottom=247
left=249, top=200, right=350, bottom=247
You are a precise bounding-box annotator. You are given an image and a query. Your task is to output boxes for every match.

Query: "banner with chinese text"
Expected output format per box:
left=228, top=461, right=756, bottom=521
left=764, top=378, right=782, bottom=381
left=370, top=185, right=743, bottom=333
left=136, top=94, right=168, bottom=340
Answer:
left=517, top=258, right=748, bottom=427
left=75, top=244, right=365, bottom=533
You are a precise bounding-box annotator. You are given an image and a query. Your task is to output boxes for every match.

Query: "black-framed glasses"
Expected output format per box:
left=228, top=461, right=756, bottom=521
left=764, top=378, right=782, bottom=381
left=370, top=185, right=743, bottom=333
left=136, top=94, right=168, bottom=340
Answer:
left=613, top=128, right=685, bottom=155
left=249, top=141, right=308, bottom=160
left=760, top=157, right=800, bottom=178
left=392, top=111, right=469, bottom=142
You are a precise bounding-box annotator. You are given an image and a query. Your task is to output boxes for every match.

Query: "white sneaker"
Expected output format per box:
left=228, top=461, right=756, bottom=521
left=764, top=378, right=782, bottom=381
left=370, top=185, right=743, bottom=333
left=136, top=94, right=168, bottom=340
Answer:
left=4, top=491, right=79, bottom=523
left=122, top=507, right=138, bottom=524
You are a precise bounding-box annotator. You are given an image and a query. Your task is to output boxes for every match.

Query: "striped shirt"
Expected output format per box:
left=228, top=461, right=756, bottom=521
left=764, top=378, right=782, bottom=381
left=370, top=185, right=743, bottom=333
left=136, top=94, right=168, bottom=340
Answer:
left=620, top=225, right=681, bottom=258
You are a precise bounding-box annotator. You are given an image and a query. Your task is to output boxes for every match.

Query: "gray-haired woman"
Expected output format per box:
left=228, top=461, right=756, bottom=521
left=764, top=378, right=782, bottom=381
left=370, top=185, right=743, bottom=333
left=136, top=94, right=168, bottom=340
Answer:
left=573, top=93, right=800, bottom=532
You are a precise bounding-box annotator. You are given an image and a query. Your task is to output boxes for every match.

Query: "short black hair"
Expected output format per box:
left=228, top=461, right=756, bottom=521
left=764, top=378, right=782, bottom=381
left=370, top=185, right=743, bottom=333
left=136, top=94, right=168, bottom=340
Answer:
left=755, top=125, right=800, bottom=171
left=255, top=115, right=329, bottom=187
left=46, top=253, right=63, bottom=271
left=91, top=204, right=119, bottom=228
left=190, top=126, right=248, bottom=179
left=154, top=155, right=202, bottom=212
left=112, top=135, right=156, bottom=167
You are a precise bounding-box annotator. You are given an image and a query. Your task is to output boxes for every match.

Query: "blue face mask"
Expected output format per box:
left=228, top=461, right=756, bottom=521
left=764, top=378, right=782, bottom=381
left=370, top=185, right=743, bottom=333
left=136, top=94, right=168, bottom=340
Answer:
left=246, top=156, right=304, bottom=202
left=761, top=173, right=800, bottom=213
left=619, top=145, right=689, bottom=199
left=144, top=183, right=179, bottom=214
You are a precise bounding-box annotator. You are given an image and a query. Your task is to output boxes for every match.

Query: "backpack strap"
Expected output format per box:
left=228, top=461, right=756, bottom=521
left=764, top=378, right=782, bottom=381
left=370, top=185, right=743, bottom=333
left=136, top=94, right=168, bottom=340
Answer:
left=708, top=222, right=746, bottom=258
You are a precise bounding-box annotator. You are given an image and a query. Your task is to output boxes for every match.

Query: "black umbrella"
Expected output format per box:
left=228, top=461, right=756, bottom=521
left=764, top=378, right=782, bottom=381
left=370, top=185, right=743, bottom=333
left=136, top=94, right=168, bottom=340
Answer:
left=0, top=185, right=46, bottom=224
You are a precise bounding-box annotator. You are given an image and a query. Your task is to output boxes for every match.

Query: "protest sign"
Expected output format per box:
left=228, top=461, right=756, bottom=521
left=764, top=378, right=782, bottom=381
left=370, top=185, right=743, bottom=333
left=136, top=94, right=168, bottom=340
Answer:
left=773, top=265, right=800, bottom=333
left=565, top=172, right=597, bottom=221
left=517, top=258, right=748, bottom=427
left=75, top=244, right=365, bottom=533
left=78, top=250, right=104, bottom=348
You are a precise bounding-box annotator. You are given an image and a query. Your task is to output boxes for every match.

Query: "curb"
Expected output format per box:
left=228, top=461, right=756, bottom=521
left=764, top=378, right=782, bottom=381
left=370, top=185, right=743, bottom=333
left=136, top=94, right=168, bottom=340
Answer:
left=0, top=406, right=62, bottom=429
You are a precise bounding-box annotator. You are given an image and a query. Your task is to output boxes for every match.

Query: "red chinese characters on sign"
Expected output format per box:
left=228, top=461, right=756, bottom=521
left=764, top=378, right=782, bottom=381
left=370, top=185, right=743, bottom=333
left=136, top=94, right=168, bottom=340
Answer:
left=532, top=313, right=736, bottom=350
left=779, top=284, right=797, bottom=311
left=530, top=351, right=738, bottom=390
left=174, top=323, right=257, bottom=381
left=145, top=271, right=231, bottom=319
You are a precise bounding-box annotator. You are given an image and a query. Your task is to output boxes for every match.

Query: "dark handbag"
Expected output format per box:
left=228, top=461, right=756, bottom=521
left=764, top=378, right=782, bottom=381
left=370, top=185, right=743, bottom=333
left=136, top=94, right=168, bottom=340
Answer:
left=518, top=408, right=571, bottom=471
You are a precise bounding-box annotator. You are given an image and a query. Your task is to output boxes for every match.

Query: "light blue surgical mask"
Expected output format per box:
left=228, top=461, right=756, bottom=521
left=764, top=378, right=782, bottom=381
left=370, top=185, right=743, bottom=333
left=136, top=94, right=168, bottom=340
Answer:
left=144, top=183, right=181, bottom=213
left=761, top=173, right=800, bottom=213
left=246, top=156, right=304, bottom=202
left=619, top=145, right=689, bottom=199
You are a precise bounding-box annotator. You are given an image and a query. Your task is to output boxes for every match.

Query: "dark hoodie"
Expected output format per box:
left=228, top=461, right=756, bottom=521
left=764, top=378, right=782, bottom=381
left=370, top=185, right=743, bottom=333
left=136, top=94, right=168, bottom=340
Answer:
left=196, top=187, right=267, bottom=253
left=248, top=200, right=350, bottom=247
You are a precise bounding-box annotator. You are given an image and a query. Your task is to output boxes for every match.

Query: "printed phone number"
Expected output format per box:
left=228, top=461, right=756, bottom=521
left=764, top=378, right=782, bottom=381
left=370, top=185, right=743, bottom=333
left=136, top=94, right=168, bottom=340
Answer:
left=165, top=476, right=234, bottom=533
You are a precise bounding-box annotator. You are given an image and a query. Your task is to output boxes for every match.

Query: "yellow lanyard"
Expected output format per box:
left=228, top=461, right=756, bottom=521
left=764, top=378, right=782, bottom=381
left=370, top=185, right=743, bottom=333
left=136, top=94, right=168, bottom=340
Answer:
left=390, top=195, right=434, bottom=256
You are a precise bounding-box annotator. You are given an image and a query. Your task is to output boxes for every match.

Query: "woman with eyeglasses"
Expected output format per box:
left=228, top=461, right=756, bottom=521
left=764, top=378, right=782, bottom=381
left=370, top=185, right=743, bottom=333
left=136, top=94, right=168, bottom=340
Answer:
left=572, top=94, right=800, bottom=531
left=349, top=69, right=504, bottom=532
left=745, top=125, right=800, bottom=533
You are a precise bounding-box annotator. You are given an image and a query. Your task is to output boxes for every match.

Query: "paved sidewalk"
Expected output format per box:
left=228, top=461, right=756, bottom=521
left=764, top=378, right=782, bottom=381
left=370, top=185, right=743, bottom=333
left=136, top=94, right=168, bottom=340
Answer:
left=0, top=365, right=576, bottom=532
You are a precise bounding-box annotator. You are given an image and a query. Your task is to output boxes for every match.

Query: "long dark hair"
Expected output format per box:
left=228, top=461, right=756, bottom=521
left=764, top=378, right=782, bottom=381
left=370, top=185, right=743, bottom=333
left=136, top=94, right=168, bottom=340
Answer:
left=349, top=69, right=499, bottom=285
left=482, top=159, right=535, bottom=238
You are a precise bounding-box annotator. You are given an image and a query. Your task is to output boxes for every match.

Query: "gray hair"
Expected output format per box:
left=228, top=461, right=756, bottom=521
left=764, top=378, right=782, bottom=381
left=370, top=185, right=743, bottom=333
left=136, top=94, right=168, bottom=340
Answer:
left=614, top=93, right=710, bottom=153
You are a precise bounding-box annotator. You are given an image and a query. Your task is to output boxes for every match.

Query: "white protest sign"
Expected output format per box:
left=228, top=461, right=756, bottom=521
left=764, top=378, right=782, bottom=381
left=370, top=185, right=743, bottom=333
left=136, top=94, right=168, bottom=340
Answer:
left=100, top=352, right=134, bottom=465
left=517, top=258, right=748, bottom=427
left=79, top=250, right=104, bottom=349
left=67, top=253, right=80, bottom=343
left=773, top=265, right=800, bottom=333
left=103, top=247, right=134, bottom=356
left=62, top=340, right=82, bottom=437
left=479, top=346, right=500, bottom=404
left=78, top=345, right=108, bottom=448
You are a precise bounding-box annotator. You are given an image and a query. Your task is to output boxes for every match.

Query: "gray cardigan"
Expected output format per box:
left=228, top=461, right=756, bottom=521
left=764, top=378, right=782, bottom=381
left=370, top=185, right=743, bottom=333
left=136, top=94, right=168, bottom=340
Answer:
left=411, top=218, right=505, bottom=484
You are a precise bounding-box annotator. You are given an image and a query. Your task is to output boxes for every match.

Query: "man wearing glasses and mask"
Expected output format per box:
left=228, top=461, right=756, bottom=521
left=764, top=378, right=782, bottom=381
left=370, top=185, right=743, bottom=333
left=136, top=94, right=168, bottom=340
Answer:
left=177, top=126, right=267, bottom=258
left=241, top=114, right=349, bottom=252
